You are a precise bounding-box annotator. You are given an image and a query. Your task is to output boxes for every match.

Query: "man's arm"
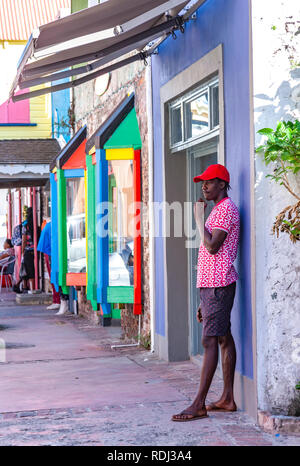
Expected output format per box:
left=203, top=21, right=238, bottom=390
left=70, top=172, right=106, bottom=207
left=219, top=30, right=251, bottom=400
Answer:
left=202, top=228, right=227, bottom=255
left=194, top=201, right=227, bottom=255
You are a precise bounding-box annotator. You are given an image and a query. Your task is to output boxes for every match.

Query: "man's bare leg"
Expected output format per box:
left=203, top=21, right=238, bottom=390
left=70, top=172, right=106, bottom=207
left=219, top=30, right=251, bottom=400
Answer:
left=172, top=336, right=218, bottom=421
left=207, top=332, right=237, bottom=411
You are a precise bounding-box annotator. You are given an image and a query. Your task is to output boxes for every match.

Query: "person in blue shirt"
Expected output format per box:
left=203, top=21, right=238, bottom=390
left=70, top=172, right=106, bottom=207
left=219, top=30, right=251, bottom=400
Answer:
left=37, top=221, right=61, bottom=310
left=37, top=221, right=51, bottom=256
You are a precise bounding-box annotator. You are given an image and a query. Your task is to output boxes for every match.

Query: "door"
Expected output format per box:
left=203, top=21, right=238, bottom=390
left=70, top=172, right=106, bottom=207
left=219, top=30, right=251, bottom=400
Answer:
left=188, top=138, right=218, bottom=356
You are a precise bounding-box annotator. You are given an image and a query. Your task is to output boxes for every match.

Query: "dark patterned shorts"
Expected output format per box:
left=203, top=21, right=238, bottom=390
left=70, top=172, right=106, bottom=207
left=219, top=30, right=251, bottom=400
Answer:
left=199, top=282, right=236, bottom=337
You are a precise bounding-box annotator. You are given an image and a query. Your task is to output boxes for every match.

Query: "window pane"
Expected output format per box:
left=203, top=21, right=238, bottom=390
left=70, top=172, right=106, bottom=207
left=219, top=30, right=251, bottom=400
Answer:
left=170, top=106, right=182, bottom=145
left=186, top=92, right=209, bottom=139
left=66, top=178, right=86, bottom=273
left=212, top=85, right=219, bottom=128
left=108, top=160, right=134, bottom=287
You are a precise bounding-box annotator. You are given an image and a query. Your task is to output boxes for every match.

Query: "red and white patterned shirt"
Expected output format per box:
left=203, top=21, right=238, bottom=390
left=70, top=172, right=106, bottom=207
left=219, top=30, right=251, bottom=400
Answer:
left=196, top=197, right=240, bottom=288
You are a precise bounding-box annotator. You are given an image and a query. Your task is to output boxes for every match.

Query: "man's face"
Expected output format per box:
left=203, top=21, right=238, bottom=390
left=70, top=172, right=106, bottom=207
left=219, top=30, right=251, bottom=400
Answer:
left=202, top=178, right=225, bottom=201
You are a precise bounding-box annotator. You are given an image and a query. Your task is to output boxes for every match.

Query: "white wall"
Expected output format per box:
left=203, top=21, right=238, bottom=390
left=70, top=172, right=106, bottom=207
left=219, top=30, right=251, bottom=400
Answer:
left=0, top=190, right=7, bottom=216
left=0, top=42, right=25, bottom=106
left=252, top=0, right=300, bottom=414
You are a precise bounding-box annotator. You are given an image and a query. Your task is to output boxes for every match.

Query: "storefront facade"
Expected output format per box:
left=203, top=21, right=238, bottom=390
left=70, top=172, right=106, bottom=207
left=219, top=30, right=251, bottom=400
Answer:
left=9, top=0, right=210, bottom=344
left=51, top=125, right=87, bottom=295
left=50, top=92, right=146, bottom=332
left=1, top=139, right=61, bottom=290
left=72, top=43, right=152, bottom=337
left=84, top=93, right=142, bottom=321
left=151, top=0, right=256, bottom=416
left=8, top=0, right=300, bottom=423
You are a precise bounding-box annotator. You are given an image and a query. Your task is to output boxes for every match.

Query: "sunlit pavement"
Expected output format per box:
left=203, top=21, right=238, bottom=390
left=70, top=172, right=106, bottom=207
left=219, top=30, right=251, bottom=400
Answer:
left=0, top=291, right=299, bottom=446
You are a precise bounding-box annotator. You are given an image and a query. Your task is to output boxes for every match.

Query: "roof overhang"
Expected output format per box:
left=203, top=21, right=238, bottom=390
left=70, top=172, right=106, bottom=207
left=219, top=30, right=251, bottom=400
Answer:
left=86, top=93, right=135, bottom=153
left=0, top=173, right=49, bottom=189
left=50, top=125, right=87, bottom=172
left=10, top=0, right=207, bottom=102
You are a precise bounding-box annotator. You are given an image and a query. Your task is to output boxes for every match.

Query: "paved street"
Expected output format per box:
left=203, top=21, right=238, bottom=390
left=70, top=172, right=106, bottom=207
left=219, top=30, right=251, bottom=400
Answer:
left=0, top=292, right=299, bottom=447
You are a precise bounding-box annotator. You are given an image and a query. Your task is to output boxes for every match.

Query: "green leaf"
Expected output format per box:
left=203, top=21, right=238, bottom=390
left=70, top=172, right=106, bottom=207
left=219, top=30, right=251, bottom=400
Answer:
left=267, top=144, right=284, bottom=152
left=256, top=145, right=266, bottom=153
left=281, top=152, right=293, bottom=160
left=291, top=228, right=300, bottom=235
left=276, top=121, right=284, bottom=132
left=286, top=127, right=292, bottom=141
left=268, top=134, right=276, bottom=144
left=257, top=128, right=274, bottom=135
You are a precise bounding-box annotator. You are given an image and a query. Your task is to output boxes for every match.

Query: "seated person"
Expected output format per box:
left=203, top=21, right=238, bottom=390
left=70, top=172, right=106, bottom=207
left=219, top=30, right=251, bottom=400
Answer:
left=0, top=239, right=15, bottom=261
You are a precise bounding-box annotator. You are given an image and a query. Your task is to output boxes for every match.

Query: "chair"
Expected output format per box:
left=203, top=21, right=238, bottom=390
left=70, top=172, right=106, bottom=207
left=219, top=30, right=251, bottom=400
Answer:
left=0, top=256, right=16, bottom=293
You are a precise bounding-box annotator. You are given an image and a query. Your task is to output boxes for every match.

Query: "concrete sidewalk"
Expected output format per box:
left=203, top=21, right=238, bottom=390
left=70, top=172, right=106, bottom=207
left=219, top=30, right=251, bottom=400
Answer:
left=0, top=292, right=299, bottom=446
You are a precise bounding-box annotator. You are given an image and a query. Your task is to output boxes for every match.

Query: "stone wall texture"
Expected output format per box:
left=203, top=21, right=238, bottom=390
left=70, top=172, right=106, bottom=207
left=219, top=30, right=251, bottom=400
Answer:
left=252, top=0, right=300, bottom=414
left=73, top=59, right=151, bottom=344
left=77, top=287, right=102, bottom=325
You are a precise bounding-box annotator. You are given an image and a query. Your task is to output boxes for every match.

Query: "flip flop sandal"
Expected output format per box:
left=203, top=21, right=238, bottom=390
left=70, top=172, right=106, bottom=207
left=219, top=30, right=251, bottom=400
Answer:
left=171, top=412, right=209, bottom=422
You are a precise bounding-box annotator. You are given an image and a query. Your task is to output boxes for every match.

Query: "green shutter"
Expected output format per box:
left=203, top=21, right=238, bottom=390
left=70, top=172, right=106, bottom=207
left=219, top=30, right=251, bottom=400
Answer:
left=57, top=169, right=68, bottom=295
left=107, top=286, right=134, bottom=303
left=86, top=155, right=98, bottom=311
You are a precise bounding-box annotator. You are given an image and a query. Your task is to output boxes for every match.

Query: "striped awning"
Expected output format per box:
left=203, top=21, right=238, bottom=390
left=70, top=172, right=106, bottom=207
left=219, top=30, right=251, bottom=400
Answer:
left=11, top=0, right=206, bottom=102
left=0, top=0, right=70, bottom=41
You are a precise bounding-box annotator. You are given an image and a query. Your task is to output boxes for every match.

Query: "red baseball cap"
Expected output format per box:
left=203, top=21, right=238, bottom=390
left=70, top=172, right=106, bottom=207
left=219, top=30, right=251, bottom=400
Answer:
left=193, top=164, right=230, bottom=183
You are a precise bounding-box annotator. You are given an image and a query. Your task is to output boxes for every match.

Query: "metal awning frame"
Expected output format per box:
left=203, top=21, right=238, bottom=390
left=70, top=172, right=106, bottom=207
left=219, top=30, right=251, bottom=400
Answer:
left=23, top=14, right=184, bottom=79
left=11, top=0, right=207, bottom=102
left=18, top=15, right=183, bottom=89
left=12, top=19, right=183, bottom=102
left=32, top=0, right=190, bottom=59
left=13, top=49, right=153, bottom=102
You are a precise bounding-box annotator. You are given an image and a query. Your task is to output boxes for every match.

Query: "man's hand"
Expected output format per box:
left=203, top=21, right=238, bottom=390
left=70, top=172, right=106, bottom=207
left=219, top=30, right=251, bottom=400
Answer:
left=196, top=305, right=203, bottom=323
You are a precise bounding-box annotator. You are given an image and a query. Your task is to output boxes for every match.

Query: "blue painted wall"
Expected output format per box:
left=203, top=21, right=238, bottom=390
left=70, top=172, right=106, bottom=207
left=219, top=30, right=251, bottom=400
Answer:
left=51, top=81, right=71, bottom=143
left=152, top=0, right=252, bottom=378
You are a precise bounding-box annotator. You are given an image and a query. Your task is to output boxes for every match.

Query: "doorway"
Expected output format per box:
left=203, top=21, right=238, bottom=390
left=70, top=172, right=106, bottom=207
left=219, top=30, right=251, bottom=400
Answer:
left=187, top=138, right=218, bottom=356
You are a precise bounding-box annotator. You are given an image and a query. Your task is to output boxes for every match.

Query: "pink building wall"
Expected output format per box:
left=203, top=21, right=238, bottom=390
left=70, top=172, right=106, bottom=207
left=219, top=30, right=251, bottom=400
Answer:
left=0, top=90, right=30, bottom=124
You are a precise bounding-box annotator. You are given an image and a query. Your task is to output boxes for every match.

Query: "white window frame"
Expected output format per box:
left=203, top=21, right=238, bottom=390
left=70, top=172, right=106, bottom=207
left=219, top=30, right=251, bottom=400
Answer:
left=169, top=76, right=219, bottom=152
